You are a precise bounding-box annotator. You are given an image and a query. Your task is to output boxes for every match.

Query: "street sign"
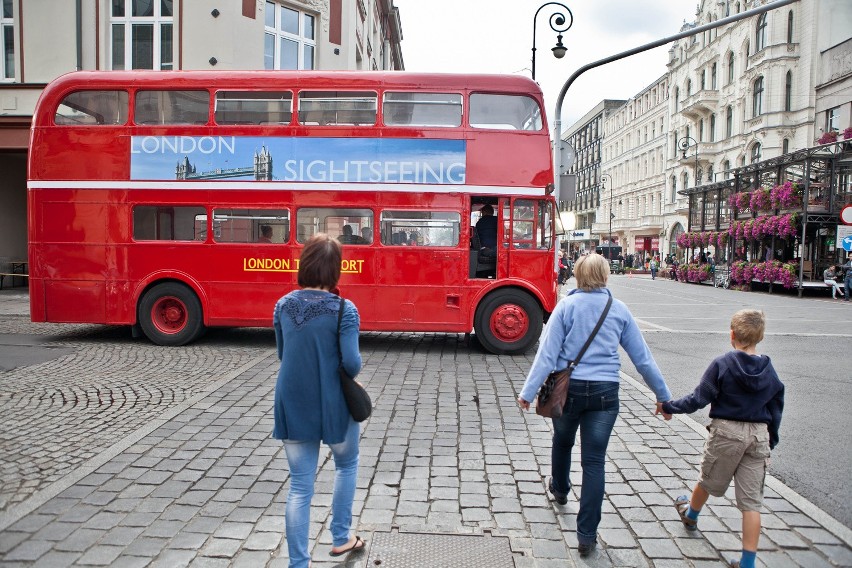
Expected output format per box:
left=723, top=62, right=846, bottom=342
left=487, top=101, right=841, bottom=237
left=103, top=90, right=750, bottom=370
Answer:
left=841, top=205, right=852, bottom=225
left=840, top=225, right=852, bottom=251
left=842, top=235, right=852, bottom=252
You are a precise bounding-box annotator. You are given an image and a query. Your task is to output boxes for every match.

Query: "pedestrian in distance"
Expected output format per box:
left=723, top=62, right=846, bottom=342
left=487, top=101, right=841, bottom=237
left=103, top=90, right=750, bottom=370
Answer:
left=517, top=253, right=673, bottom=557
left=659, top=309, right=784, bottom=568
left=272, top=233, right=366, bottom=567
left=823, top=265, right=846, bottom=300
left=649, top=256, right=658, bottom=280
left=843, top=255, right=852, bottom=301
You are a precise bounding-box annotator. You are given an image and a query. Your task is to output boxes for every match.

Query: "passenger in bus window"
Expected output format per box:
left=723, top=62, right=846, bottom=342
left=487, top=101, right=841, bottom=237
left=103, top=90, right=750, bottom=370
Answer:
left=272, top=234, right=366, bottom=565
left=476, top=204, right=498, bottom=250
left=258, top=224, right=273, bottom=243
left=360, top=226, right=373, bottom=244
left=339, top=224, right=357, bottom=244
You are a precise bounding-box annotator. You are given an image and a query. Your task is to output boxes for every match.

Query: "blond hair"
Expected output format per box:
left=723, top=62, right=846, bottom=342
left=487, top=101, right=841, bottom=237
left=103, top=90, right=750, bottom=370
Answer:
left=574, top=254, right=609, bottom=291
left=730, top=309, right=765, bottom=347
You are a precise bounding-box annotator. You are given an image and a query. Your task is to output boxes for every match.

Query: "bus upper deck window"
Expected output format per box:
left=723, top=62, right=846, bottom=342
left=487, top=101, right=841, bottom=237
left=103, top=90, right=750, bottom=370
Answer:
left=383, top=92, right=462, bottom=127
left=469, top=93, right=542, bottom=131
left=135, top=90, right=209, bottom=125
left=54, top=90, right=129, bottom=125
left=215, top=91, right=293, bottom=125
left=298, top=91, right=377, bottom=126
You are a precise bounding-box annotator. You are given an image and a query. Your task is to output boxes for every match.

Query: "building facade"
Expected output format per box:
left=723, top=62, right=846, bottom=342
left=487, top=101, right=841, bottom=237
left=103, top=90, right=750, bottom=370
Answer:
left=0, top=0, right=403, bottom=266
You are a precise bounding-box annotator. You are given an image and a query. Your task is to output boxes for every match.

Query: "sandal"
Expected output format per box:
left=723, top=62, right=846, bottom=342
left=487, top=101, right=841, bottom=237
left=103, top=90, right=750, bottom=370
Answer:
left=674, top=495, right=698, bottom=531
left=329, top=535, right=366, bottom=557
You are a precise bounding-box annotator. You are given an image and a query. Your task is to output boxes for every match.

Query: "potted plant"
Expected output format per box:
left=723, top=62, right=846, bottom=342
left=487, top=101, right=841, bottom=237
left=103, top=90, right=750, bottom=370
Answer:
left=818, top=130, right=838, bottom=145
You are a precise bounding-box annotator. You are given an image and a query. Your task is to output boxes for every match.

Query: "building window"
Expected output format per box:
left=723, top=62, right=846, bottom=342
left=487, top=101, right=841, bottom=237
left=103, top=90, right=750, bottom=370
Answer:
left=787, top=10, right=794, bottom=43
left=723, top=160, right=731, bottom=179
left=1, top=0, right=12, bottom=80
left=700, top=70, right=706, bottom=91
left=755, top=14, right=767, bottom=52
left=111, top=0, right=174, bottom=70
left=711, top=62, right=717, bottom=89
left=782, top=138, right=790, bottom=153
left=784, top=71, right=792, bottom=111
left=670, top=175, right=677, bottom=202
left=710, top=114, right=716, bottom=142
left=727, top=52, right=734, bottom=84
left=686, top=79, right=692, bottom=96
left=265, top=2, right=316, bottom=70
left=750, top=143, right=761, bottom=164
left=699, top=119, right=704, bottom=142
left=826, top=107, right=840, bottom=132
left=726, top=106, right=733, bottom=137
left=674, top=87, right=679, bottom=111
left=752, top=77, right=763, bottom=117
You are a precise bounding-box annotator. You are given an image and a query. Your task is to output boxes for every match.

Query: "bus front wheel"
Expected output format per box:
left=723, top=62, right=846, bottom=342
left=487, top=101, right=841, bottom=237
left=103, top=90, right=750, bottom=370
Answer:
left=474, top=289, right=543, bottom=355
left=138, top=282, right=205, bottom=346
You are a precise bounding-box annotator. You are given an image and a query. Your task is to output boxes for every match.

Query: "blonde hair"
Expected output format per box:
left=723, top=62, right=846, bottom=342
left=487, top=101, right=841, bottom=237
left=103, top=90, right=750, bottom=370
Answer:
left=574, top=254, right=609, bottom=291
left=730, top=309, right=765, bottom=347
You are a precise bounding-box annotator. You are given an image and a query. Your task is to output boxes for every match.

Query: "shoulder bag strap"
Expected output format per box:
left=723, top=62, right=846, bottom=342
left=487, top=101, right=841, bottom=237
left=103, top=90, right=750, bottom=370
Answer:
left=337, top=297, right=345, bottom=365
left=567, top=294, right=613, bottom=372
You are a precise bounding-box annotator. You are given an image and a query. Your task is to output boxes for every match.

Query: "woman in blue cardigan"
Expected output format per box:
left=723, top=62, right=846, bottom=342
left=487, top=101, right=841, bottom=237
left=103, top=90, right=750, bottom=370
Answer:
left=272, top=233, right=365, bottom=567
left=518, top=253, right=672, bottom=557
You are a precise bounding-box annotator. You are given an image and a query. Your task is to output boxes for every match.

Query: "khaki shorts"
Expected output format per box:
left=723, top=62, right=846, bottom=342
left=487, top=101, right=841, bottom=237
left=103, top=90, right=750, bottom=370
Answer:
left=698, top=418, right=770, bottom=512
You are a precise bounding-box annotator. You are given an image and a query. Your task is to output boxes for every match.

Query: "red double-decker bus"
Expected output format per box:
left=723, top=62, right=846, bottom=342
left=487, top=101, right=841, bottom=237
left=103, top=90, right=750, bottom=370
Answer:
left=28, top=70, right=558, bottom=354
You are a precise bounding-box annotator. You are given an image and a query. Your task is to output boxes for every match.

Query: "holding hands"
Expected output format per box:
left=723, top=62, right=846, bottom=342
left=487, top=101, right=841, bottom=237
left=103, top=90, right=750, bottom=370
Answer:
left=655, top=401, right=672, bottom=420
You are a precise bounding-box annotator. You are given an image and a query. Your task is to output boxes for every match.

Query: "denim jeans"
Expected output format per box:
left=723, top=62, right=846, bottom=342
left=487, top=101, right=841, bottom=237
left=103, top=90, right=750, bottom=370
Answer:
left=846, top=275, right=851, bottom=301
left=283, top=420, right=360, bottom=568
left=551, top=380, right=619, bottom=545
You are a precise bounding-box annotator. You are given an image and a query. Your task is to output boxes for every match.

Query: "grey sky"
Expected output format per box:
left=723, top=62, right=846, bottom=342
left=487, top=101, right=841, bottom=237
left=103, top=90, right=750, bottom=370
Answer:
left=392, top=0, right=697, bottom=127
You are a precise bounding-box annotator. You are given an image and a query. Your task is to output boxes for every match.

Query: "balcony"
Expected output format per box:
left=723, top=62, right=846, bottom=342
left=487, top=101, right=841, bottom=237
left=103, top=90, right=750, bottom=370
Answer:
left=680, top=90, right=719, bottom=118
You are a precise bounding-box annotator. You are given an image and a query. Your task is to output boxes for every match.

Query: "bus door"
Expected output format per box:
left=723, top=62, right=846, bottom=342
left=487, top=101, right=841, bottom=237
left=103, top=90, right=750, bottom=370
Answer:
left=506, top=197, right=556, bottom=282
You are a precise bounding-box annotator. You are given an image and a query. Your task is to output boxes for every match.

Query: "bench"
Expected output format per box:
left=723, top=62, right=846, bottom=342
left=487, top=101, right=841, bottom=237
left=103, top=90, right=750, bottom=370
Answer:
left=0, top=272, right=28, bottom=290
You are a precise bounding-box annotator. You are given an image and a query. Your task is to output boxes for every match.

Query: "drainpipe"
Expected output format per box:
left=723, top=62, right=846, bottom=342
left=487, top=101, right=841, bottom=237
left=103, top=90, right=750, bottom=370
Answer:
left=76, top=0, right=83, bottom=70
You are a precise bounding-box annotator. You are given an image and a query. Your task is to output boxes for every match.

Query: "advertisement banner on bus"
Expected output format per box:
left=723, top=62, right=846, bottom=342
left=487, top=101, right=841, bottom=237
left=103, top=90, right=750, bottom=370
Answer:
left=130, top=136, right=467, bottom=185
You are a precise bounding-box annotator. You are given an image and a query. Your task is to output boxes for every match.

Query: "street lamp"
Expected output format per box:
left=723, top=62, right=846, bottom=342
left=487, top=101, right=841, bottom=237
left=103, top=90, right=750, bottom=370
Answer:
left=531, top=2, right=573, bottom=81
left=601, top=173, right=616, bottom=260
left=678, top=135, right=700, bottom=187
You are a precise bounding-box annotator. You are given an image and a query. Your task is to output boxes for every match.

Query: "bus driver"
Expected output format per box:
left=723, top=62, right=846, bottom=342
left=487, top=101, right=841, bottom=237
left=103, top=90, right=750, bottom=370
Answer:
left=476, top=204, right=497, bottom=250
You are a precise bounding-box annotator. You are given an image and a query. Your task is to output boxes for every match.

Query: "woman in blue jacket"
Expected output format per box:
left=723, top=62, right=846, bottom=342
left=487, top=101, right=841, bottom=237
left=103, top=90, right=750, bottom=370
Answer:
left=518, top=253, right=672, bottom=557
left=272, top=233, right=365, bottom=567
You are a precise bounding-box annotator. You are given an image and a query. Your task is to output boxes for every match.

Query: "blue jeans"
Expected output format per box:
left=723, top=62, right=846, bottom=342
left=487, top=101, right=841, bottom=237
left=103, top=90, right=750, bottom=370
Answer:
left=846, top=275, right=851, bottom=301
left=551, top=380, right=619, bottom=545
left=283, top=420, right=360, bottom=568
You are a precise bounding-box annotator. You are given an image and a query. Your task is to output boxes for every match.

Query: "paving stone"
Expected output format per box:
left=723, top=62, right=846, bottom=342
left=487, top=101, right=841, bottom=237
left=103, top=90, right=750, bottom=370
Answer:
left=637, top=538, right=681, bottom=558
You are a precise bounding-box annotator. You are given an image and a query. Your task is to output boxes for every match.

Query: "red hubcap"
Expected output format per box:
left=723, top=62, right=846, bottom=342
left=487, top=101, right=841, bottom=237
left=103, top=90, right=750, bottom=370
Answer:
left=489, top=303, right=529, bottom=343
left=150, top=296, right=187, bottom=335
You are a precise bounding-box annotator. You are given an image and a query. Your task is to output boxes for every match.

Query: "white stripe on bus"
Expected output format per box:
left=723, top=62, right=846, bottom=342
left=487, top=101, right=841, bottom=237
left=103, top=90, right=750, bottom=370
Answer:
left=27, top=180, right=546, bottom=196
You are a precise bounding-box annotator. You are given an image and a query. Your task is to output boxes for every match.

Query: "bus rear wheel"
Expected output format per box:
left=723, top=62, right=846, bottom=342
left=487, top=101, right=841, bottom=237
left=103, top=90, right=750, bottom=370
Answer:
left=474, top=289, right=542, bottom=355
left=138, top=282, right=205, bottom=346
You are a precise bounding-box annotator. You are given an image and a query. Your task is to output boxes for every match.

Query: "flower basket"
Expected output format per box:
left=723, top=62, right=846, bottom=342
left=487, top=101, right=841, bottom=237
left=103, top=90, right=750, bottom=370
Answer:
left=770, top=182, right=802, bottom=210
left=844, top=127, right=852, bottom=140
left=749, top=188, right=772, bottom=212
left=818, top=131, right=838, bottom=145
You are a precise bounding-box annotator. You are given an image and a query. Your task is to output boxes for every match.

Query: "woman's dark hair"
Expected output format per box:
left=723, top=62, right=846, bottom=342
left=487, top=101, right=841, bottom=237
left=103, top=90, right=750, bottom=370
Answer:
left=298, top=233, right=342, bottom=289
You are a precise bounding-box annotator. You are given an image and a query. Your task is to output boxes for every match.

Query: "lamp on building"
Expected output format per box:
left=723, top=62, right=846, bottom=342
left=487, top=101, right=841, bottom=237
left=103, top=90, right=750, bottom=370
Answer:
left=531, top=3, right=573, bottom=80
left=601, top=173, right=616, bottom=260
left=679, top=135, right=700, bottom=187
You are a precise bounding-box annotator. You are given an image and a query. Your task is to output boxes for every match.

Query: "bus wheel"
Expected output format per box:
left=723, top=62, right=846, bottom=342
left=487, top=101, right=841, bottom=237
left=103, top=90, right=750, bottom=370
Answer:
left=138, top=283, right=205, bottom=346
left=474, top=289, right=542, bottom=355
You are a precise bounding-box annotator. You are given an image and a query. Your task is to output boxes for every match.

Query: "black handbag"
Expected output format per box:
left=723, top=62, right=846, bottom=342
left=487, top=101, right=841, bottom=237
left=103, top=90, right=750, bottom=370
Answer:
left=337, top=298, right=372, bottom=422
left=536, top=295, right=613, bottom=419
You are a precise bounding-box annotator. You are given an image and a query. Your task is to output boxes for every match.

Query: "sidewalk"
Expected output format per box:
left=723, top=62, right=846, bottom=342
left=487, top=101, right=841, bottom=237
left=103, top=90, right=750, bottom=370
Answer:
left=1, top=291, right=851, bottom=566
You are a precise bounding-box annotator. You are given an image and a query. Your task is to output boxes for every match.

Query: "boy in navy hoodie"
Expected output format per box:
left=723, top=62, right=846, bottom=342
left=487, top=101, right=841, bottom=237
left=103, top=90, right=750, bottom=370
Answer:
left=659, top=309, right=784, bottom=568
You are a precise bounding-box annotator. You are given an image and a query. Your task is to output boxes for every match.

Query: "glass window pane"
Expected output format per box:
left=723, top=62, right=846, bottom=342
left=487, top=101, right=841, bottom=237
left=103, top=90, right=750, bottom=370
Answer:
left=3, top=0, right=12, bottom=18
left=133, top=206, right=206, bottom=241
left=379, top=211, right=460, bottom=247
left=160, top=23, right=172, bottom=70
left=212, top=209, right=290, bottom=244
left=281, top=37, right=297, bottom=69
left=383, top=92, right=462, bottom=127
left=296, top=208, right=373, bottom=244
left=281, top=6, right=298, bottom=35
left=132, top=0, right=154, bottom=17
left=160, top=0, right=172, bottom=17
left=469, top=94, right=542, bottom=131
left=3, top=24, right=14, bottom=79
left=135, top=90, right=208, bottom=125
left=303, top=14, right=315, bottom=40
left=111, top=0, right=124, bottom=18
left=265, top=1, right=275, bottom=28
left=264, top=33, right=275, bottom=69
left=298, top=91, right=377, bottom=125
left=215, top=91, right=292, bottom=125
left=303, top=44, right=314, bottom=70
left=111, top=24, right=125, bottom=70
left=131, top=23, right=154, bottom=69
left=55, top=90, right=129, bottom=126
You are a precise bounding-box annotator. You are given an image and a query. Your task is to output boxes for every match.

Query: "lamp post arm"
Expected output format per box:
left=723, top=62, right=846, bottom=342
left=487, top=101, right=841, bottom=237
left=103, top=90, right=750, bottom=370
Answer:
left=532, top=2, right=572, bottom=81
left=552, top=0, right=798, bottom=190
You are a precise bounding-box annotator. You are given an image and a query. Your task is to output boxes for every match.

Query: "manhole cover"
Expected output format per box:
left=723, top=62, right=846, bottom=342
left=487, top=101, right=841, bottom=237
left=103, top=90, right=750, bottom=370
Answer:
left=365, top=530, right=515, bottom=568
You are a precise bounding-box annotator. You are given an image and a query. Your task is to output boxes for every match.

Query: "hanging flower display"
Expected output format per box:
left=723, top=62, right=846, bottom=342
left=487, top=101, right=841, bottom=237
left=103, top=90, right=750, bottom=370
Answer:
left=749, top=188, right=772, bottom=212
left=728, top=192, right=751, bottom=213
left=769, top=182, right=803, bottom=210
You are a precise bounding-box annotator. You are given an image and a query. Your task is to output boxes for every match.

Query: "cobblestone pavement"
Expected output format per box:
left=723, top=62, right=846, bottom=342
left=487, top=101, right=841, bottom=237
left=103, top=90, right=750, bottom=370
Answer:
left=1, top=290, right=851, bottom=567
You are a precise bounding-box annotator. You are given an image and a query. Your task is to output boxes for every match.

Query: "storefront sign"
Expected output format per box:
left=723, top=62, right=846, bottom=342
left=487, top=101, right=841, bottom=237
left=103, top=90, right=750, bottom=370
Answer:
left=566, top=229, right=591, bottom=240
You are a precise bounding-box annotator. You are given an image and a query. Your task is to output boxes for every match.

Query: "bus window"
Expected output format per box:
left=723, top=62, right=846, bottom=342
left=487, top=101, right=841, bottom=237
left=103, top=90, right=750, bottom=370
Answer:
left=133, top=206, right=207, bottom=241
left=296, top=208, right=373, bottom=244
left=212, top=209, right=289, bottom=243
left=512, top=200, right=536, bottom=249
left=537, top=200, right=554, bottom=250
left=54, top=90, right=129, bottom=125
left=135, top=90, right=209, bottom=125
left=297, top=91, right=377, bottom=125
left=379, top=211, right=461, bottom=246
left=383, top=92, right=462, bottom=127
left=214, top=91, right=293, bottom=125
left=469, top=93, right=542, bottom=131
